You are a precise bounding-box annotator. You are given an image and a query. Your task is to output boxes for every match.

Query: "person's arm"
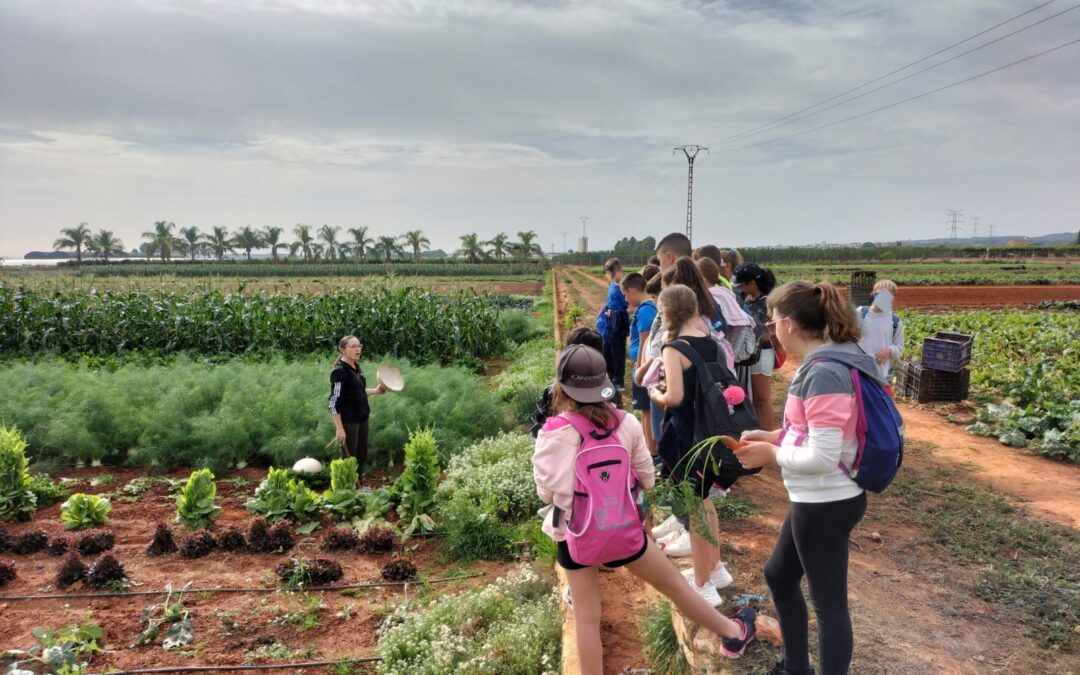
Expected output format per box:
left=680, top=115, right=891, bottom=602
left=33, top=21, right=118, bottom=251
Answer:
left=649, top=346, right=684, bottom=408
left=890, top=317, right=904, bottom=361
left=328, top=370, right=347, bottom=444
left=532, top=429, right=566, bottom=505
left=636, top=329, right=650, bottom=369
left=365, top=385, right=387, bottom=396
left=776, top=369, right=851, bottom=475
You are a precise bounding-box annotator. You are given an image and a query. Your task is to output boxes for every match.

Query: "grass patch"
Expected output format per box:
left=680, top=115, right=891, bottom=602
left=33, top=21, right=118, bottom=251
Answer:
left=642, top=600, right=688, bottom=675
left=885, top=462, right=1079, bottom=652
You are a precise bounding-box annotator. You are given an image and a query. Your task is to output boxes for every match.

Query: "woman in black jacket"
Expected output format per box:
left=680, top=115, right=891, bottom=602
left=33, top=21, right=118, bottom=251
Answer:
left=329, top=335, right=387, bottom=473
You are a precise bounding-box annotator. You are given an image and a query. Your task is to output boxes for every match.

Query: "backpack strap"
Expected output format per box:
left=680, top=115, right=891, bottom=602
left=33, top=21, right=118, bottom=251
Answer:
left=664, top=339, right=735, bottom=387
left=811, top=357, right=867, bottom=476
left=560, top=410, right=625, bottom=441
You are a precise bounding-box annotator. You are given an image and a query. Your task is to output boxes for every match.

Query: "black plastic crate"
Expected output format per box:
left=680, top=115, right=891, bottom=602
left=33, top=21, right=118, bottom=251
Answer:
left=897, top=360, right=970, bottom=403
left=849, top=270, right=877, bottom=307
left=921, top=332, right=974, bottom=373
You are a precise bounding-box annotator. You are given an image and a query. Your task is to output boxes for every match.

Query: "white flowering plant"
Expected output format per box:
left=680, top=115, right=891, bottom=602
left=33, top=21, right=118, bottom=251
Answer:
left=376, top=565, right=560, bottom=675
left=436, top=433, right=541, bottom=523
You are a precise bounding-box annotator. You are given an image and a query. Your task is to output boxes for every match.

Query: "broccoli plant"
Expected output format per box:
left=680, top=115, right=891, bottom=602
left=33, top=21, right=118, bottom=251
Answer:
left=0, top=424, right=37, bottom=522
left=60, top=493, right=111, bottom=530
left=175, top=468, right=221, bottom=529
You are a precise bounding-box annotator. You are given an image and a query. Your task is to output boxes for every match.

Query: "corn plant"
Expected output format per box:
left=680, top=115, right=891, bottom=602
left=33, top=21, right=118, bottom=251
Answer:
left=175, top=469, right=221, bottom=529
left=61, top=493, right=111, bottom=530
left=0, top=424, right=36, bottom=521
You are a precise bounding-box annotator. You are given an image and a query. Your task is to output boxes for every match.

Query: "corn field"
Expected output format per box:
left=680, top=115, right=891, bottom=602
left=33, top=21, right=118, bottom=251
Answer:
left=64, top=261, right=549, bottom=278
left=0, top=286, right=504, bottom=364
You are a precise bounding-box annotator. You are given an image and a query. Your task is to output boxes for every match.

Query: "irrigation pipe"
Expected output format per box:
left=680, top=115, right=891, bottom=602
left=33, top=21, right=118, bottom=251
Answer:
left=88, top=658, right=381, bottom=674
left=0, top=571, right=485, bottom=601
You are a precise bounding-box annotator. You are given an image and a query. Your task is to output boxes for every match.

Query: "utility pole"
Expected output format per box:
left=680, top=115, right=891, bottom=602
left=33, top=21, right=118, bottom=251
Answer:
left=946, top=209, right=963, bottom=240
left=675, top=145, right=708, bottom=245
left=971, top=216, right=980, bottom=238
left=560, top=231, right=570, bottom=253
left=988, top=223, right=995, bottom=239
left=578, top=216, right=590, bottom=254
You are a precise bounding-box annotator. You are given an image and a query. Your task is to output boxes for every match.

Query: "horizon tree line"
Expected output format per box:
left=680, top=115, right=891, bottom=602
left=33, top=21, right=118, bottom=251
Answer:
left=53, top=223, right=547, bottom=263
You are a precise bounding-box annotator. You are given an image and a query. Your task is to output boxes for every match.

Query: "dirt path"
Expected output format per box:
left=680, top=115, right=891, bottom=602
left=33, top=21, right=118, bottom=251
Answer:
left=901, top=406, right=1080, bottom=528
left=561, top=266, right=1080, bottom=674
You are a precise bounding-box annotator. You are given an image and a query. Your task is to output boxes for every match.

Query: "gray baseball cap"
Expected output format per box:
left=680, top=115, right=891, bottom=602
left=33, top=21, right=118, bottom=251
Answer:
left=557, top=344, right=615, bottom=404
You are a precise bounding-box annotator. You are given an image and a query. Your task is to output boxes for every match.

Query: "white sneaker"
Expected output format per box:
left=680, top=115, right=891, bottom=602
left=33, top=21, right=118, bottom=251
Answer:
left=652, top=515, right=684, bottom=539
left=657, top=529, right=681, bottom=546
left=681, top=563, right=734, bottom=589
left=661, top=530, right=692, bottom=557
left=688, top=577, right=723, bottom=607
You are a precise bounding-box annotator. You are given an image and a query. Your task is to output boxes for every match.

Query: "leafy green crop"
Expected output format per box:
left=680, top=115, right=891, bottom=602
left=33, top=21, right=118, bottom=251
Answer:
left=175, top=469, right=221, bottom=529
left=246, top=467, right=323, bottom=533
left=0, top=285, right=505, bottom=365
left=65, top=260, right=548, bottom=278
left=61, top=493, right=111, bottom=530
left=903, top=309, right=1079, bottom=461
left=393, top=428, right=441, bottom=539
left=322, top=458, right=365, bottom=520
left=0, top=424, right=36, bottom=521
left=0, top=357, right=510, bottom=471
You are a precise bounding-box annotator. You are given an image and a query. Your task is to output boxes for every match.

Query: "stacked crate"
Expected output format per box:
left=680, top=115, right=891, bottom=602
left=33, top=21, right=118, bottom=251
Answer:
left=897, top=332, right=974, bottom=403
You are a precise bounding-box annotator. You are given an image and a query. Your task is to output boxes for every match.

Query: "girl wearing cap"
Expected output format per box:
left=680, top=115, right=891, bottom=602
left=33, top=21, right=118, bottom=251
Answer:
left=734, top=263, right=779, bottom=430
left=534, top=344, right=756, bottom=673
left=329, top=336, right=387, bottom=474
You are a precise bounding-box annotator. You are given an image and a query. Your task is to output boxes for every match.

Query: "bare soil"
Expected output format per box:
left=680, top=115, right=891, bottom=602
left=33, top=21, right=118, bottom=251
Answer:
left=0, top=467, right=502, bottom=674
left=843, top=284, right=1080, bottom=309
left=559, top=265, right=1080, bottom=674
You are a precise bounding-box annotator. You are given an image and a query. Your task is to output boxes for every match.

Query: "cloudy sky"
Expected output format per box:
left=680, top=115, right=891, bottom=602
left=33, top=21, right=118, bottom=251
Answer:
left=1, top=0, right=1078, bottom=258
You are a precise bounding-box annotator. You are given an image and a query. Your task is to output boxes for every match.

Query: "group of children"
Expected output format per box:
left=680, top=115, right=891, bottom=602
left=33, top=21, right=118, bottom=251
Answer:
left=533, top=231, right=907, bottom=675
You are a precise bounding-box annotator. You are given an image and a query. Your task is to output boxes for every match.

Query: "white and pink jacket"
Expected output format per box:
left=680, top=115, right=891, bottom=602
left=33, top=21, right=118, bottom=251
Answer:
left=533, top=412, right=654, bottom=541
left=777, top=342, right=883, bottom=503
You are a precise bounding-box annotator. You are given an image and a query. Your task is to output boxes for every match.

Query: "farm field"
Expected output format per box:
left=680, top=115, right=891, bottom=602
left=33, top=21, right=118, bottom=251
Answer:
left=555, top=265, right=1079, bottom=673
left=586, top=261, right=1080, bottom=286
left=0, top=269, right=544, bottom=298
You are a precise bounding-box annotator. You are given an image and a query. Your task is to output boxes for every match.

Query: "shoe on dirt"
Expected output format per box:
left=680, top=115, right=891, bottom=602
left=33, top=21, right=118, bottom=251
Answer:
left=720, top=607, right=757, bottom=658
left=681, top=563, right=734, bottom=589
left=689, top=576, right=723, bottom=607
left=767, top=662, right=816, bottom=675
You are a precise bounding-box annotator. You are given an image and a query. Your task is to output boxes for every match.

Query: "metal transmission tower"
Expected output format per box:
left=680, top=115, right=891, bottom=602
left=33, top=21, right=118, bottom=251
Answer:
left=578, top=217, right=590, bottom=254
left=674, top=145, right=708, bottom=245
left=560, top=231, right=570, bottom=253
left=946, top=209, right=964, bottom=240
left=971, top=216, right=980, bottom=238
left=988, top=223, right=996, bottom=238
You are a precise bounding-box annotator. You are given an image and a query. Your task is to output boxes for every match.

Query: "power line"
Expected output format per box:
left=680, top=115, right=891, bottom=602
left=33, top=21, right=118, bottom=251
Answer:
left=713, top=37, right=1080, bottom=155
left=709, top=0, right=1062, bottom=146
left=710, top=2, right=1079, bottom=147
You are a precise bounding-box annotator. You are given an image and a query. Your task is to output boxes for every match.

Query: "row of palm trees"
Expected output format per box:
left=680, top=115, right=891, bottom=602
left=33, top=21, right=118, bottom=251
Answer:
left=54, top=223, right=547, bottom=263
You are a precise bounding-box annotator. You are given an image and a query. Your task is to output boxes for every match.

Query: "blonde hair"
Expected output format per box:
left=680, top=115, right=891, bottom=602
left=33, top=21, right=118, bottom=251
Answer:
left=767, top=281, right=861, bottom=343
left=695, top=257, right=721, bottom=286
left=658, top=284, right=700, bottom=341
left=873, top=279, right=898, bottom=296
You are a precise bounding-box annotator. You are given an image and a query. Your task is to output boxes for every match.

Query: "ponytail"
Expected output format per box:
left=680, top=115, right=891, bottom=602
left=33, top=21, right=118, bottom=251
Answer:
left=767, top=281, right=860, bottom=343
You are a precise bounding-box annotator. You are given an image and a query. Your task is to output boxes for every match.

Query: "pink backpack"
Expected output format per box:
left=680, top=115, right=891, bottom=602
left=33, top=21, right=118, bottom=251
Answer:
left=561, top=411, right=646, bottom=566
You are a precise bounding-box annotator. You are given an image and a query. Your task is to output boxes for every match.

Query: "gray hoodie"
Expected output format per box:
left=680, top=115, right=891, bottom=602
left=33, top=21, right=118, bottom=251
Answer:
left=778, top=341, right=884, bottom=503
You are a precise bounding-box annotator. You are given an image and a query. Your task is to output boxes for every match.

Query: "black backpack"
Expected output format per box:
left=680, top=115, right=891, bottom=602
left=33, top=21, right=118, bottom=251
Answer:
left=664, top=340, right=762, bottom=490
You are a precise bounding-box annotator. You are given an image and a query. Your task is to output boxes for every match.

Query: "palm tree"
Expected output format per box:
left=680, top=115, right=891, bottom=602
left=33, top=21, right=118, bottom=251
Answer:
left=87, top=229, right=125, bottom=263
left=456, top=233, right=486, bottom=264
left=347, top=226, right=374, bottom=262
left=233, top=226, right=264, bottom=261
left=293, top=224, right=315, bottom=261
left=401, top=229, right=431, bottom=262
left=373, top=235, right=404, bottom=262
left=263, top=226, right=285, bottom=262
left=486, top=232, right=510, bottom=260
left=318, top=225, right=342, bottom=260
left=142, top=221, right=178, bottom=261
left=53, top=222, right=93, bottom=265
left=513, top=230, right=543, bottom=259
left=178, top=226, right=202, bottom=261
left=205, top=226, right=234, bottom=261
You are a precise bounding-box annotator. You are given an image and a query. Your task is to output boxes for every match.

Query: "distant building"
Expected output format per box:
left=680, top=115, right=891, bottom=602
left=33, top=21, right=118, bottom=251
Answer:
left=578, top=236, right=588, bottom=253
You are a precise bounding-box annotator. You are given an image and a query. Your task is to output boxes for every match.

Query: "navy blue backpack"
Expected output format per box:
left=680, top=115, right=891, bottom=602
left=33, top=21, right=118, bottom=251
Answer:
left=817, top=358, right=904, bottom=492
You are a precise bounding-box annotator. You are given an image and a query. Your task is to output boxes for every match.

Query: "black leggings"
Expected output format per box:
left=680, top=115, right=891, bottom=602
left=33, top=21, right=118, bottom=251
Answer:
left=764, top=492, right=867, bottom=675
left=342, top=419, right=370, bottom=475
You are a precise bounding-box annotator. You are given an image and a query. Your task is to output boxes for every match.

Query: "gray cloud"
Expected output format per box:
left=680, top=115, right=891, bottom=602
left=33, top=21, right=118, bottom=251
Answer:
left=1, top=0, right=1078, bottom=257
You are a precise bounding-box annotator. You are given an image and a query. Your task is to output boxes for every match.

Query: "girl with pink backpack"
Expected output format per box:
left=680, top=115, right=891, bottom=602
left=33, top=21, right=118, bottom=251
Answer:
left=533, top=344, right=756, bottom=674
